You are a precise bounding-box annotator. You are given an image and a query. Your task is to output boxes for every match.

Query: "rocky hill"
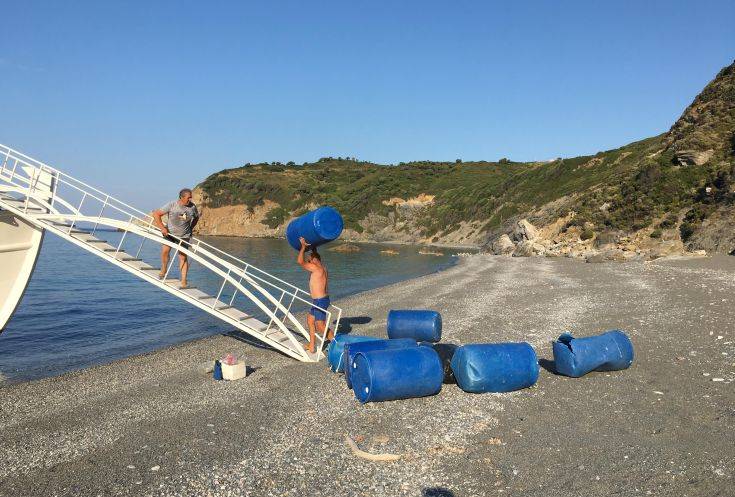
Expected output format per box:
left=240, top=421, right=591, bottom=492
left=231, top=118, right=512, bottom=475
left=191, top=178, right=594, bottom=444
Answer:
left=193, top=60, right=735, bottom=260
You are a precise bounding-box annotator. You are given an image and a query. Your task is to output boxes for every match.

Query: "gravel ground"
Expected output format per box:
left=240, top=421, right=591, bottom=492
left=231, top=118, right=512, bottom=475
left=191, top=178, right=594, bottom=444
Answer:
left=1, top=255, right=733, bottom=497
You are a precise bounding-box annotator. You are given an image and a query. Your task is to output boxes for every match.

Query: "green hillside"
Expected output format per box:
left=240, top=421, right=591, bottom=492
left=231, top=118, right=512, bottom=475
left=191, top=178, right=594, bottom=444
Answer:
left=197, top=61, right=735, bottom=246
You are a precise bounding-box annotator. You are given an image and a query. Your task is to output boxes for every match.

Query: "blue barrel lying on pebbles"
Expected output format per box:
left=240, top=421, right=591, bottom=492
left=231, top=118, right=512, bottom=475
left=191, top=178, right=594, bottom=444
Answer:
left=286, top=206, right=344, bottom=250
left=552, top=330, right=634, bottom=378
left=420, top=342, right=459, bottom=384
left=327, top=334, right=381, bottom=372
left=345, top=338, right=417, bottom=389
left=451, top=343, right=539, bottom=393
left=387, top=309, right=442, bottom=342
left=351, top=346, right=444, bottom=403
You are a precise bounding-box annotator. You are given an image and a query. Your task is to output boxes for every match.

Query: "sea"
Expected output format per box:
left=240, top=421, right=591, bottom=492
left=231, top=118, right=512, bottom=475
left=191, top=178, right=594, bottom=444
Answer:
left=0, top=233, right=462, bottom=383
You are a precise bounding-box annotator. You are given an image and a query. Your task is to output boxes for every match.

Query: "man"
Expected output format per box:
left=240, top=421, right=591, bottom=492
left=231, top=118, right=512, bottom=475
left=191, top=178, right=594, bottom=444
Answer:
left=152, top=188, right=199, bottom=289
left=297, top=237, right=334, bottom=353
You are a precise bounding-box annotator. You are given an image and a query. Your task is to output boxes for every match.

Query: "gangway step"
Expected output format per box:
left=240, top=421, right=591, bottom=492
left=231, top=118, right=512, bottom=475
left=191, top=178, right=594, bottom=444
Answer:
left=78, top=238, right=108, bottom=244
left=50, top=222, right=89, bottom=231
left=126, top=260, right=156, bottom=271
left=114, top=254, right=141, bottom=262
left=0, top=195, right=48, bottom=213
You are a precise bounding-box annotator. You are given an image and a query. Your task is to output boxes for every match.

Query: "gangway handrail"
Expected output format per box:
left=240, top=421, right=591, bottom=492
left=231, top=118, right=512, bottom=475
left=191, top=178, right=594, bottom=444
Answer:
left=0, top=146, right=340, bottom=323
left=2, top=198, right=322, bottom=357
left=0, top=186, right=333, bottom=360
left=0, top=143, right=153, bottom=221
left=0, top=144, right=331, bottom=314
left=0, top=144, right=342, bottom=362
left=0, top=178, right=340, bottom=344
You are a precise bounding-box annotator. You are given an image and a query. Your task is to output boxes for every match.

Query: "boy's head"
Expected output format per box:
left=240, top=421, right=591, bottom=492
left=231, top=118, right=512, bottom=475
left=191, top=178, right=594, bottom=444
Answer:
left=308, top=248, right=321, bottom=263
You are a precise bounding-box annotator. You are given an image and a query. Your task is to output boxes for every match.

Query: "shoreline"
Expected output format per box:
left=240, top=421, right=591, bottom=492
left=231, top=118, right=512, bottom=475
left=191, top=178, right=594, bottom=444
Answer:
left=2, top=257, right=467, bottom=388
left=0, top=241, right=462, bottom=386
left=1, top=254, right=733, bottom=496
left=1, top=251, right=727, bottom=388
left=196, top=232, right=483, bottom=251
left=1, top=251, right=726, bottom=387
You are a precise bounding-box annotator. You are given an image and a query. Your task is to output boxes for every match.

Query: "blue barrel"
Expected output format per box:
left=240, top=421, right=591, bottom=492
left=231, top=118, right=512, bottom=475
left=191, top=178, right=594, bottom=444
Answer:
left=213, top=360, right=223, bottom=381
left=450, top=343, right=539, bottom=393
left=387, top=310, right=442, bottom=342
left=351, top=346, right=444, bottom=403
left=326, top=334, right=380, bottom=372
left=286, top=206, right=344, bottom=250
left=552, top=330, right=634, bottom=378
left=345, top=338, right=417, bottom=389
left=420, top=342, right=459, bottom=384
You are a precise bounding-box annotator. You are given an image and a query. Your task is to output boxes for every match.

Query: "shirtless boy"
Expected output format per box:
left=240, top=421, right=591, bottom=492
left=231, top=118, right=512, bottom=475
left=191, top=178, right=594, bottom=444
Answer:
left=297, top=237, right=334, bottom=353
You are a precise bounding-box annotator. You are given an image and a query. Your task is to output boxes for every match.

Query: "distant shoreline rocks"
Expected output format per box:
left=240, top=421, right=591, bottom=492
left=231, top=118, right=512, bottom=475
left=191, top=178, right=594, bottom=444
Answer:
left=329, top=243, right=361, bottom=253
left=488, top=218, right=709, bottom=263
left=418, top=248, right=444, bottom=256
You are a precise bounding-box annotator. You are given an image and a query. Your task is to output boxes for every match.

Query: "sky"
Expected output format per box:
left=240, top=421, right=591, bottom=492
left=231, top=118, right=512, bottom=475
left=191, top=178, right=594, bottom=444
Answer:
left=1, top=1, right=734, bottom=208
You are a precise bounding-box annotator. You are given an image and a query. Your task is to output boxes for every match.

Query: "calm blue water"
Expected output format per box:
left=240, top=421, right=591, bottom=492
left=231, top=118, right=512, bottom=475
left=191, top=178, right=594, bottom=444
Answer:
left=0, top=234, right=459, bottom=383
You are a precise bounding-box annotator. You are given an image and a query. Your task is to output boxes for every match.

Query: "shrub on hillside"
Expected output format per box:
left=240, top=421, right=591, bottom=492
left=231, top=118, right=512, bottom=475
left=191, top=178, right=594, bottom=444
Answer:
left=659, top=213, right=678, bottom=229
left=263, top=207, right=288, bottom=229
left=680, top=222, right=695, bottom=242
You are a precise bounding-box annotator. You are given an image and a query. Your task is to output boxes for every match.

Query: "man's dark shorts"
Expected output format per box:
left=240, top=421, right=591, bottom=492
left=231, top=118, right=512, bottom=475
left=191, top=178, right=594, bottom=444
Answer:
left=310, top=296, right=330, bottom=322
left=164, top=234, right=192, bottom=251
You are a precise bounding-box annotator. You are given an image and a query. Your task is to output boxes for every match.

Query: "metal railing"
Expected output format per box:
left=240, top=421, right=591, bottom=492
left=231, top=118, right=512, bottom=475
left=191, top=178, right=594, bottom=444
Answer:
left=0, top=143, right=341, bottom=361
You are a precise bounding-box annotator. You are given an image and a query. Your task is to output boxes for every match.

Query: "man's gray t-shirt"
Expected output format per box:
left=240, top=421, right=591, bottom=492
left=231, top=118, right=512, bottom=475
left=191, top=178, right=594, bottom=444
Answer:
left=160, top=201, right=199, bottom=238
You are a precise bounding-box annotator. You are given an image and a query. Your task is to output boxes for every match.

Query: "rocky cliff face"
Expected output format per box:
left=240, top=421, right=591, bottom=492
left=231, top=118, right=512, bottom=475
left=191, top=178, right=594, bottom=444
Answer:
left=664, top=63, right=735, bottom=161
left=486, top=217, right=696, bottom=262
left=687, top=207, right=735, bottom=254
left=660, top=61, right=735, bottom=253
left=192, top=190, right=284, bottom=238
left=193, top=190, right=487, bottom=246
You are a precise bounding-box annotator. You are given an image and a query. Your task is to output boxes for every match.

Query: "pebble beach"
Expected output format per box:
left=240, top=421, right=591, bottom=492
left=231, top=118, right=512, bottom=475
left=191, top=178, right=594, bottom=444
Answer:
left=1, top=254, right=733, bottom=496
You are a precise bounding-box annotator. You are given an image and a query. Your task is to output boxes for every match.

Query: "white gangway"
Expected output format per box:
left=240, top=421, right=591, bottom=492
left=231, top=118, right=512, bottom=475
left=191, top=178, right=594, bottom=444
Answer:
left=0, top=144, right=341, bottom=362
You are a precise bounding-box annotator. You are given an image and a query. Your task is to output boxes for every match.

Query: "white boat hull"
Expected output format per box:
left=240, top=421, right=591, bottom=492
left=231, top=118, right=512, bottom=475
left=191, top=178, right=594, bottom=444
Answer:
left=0, top=208, right=44, bottom=331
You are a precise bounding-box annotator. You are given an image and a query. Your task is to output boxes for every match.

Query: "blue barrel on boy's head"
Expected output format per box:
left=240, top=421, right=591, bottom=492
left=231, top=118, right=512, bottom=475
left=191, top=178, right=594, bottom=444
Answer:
left=552, top=330, right=634, bottom=378
left=326, top=334, right=380, bottom=372
left=351, top=346, right=444, bottom=403
left=344, top=338, right=418, bottom=389
left=450, top=342, right=539, bottom=393
left=387, top=309, right=442, bottom=343
left=286, top=206, right=344, bottom=250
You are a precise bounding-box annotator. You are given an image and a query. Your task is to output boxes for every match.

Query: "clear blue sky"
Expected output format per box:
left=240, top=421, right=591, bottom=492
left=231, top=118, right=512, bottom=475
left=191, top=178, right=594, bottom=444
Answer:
left=1, top=1, right=733, bottom=208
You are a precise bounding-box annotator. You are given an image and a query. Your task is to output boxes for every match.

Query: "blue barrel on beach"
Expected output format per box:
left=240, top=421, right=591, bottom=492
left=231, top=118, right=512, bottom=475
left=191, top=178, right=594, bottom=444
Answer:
left=213, top=360, right=223, bottom=381
left=387, top=310, right=442, bottom=343
left=552, top=330, right=634, bottom=378
left=344, top=338, right=418, bottom=389
left=286, top=206, right=344, bottom=250
left=351, top=346, right=444, bottom=403
left=327, top=334, right=380, bottom=373
left=450, top=343, right=539, bottom=393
